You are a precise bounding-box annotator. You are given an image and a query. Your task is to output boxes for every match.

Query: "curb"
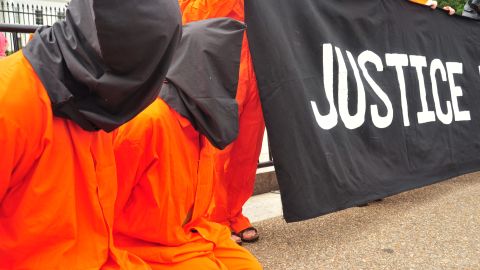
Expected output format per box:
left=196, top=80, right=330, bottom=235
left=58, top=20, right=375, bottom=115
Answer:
left=253, top=170, right=278, bottom=195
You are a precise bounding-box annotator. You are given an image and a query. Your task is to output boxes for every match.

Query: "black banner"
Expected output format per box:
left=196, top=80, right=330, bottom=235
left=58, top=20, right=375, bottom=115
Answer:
left=245, top=0, right=480, bottom=222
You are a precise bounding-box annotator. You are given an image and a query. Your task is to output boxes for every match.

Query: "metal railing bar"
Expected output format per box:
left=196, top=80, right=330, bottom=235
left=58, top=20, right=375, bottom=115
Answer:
left=0, top=23, right=37, bottom=33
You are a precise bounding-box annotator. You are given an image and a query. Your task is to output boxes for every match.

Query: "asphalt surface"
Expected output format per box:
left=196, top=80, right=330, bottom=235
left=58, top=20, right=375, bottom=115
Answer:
left=244, top=172, right=480, bottom=270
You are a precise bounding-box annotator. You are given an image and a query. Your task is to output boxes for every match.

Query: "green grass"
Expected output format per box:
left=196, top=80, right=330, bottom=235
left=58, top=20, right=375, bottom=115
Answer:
left=438, top=0, right=465, bottom=14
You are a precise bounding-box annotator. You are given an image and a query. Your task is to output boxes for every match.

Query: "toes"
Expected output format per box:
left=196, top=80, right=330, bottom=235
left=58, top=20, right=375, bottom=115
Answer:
left=243, top=230, right=257, bottom=239
left=230, top=234, right=242, bottom=245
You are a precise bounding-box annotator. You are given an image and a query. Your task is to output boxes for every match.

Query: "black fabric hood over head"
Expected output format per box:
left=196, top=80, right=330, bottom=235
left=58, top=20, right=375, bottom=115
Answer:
left=160, top=18, right=245, bottom=149
left=23, top=0, right=182, bottom=132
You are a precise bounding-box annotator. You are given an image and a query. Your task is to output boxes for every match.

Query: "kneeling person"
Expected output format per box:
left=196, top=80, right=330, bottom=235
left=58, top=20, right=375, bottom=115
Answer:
left=113, top=18, right=262, bottom=270
left=0, top=0, right=180, bottom=268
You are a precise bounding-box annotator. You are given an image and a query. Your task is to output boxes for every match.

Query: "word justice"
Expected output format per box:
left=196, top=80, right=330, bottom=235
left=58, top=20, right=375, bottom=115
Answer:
left=311, top=43, right=471, bottom=130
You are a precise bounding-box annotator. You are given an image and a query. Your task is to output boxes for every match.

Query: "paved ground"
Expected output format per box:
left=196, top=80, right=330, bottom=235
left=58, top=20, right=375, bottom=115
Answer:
left=243, top=190, right=283, bottom=222
left=243, top=172, right=480, bottom=270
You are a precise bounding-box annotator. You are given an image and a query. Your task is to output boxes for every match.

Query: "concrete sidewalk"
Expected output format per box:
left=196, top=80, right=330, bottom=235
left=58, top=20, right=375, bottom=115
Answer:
left=242, top=172, right=480, bottom=269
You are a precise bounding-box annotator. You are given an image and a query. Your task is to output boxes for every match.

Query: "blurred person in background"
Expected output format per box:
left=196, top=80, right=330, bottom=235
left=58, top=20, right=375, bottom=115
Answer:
left=410, top=0, right=456, bottom=14
left=0, top=33, right=7, bottom=58
left=463, top=0, right=480, bottom=19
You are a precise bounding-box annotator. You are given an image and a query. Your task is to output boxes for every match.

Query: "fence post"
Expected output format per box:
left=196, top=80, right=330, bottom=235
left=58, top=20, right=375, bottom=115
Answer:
left=12, top=32, right=18, bottom=51
left=0, top=2, right=4, bottom=24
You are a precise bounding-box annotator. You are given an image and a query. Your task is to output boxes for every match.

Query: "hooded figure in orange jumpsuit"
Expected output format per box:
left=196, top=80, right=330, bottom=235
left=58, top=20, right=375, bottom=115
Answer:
left=179, top=0, right=265, bottom=245
left=112, top=18, right=262, bottom=270
left=0, top=0, right=181, bottom=268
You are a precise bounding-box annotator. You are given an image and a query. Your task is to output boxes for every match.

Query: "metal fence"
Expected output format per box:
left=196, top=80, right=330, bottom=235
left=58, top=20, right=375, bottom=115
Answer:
left=0, top=1, right=66, bottom=53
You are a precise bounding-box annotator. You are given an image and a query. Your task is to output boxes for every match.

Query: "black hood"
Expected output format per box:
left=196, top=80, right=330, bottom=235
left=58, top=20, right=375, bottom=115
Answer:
left=23, top=0, right=182, bottom=132
left=160, top=18, right=245, bottom=149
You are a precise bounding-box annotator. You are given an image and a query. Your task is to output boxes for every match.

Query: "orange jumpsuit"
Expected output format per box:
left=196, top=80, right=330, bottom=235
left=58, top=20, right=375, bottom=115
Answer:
left=409, top=0, right=433, bottom=5
left=0, top=52, right=149, bottom=269
left=179, top=0, right=265, bottom=234
left=113, top=98, right=262, bottom=270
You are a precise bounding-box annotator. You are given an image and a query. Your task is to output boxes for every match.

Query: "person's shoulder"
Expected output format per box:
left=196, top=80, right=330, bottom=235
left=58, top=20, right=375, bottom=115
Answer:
left=0, top=51, right=51, bottom=131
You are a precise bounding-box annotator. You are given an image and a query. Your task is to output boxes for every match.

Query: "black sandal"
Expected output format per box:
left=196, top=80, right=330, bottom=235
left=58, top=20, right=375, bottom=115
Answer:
left=237, top=227, right=259, bottom=243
